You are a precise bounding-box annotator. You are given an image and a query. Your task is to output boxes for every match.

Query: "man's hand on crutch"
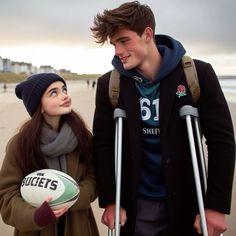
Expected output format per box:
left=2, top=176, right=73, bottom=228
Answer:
left=194, top=209, right=227, bottom=236
left=101, top=203, right=127, bottom=229
left=180, top=105, right=226, bottom=236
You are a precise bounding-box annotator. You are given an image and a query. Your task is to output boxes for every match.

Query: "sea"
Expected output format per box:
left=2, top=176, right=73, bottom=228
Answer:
left=218, top=76, right=236, bottom=103
left=1, top=76, right=236, bottom=102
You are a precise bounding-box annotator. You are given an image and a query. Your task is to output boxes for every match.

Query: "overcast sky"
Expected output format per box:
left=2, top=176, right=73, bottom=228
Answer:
left=0, top=0, right=235, bottom=75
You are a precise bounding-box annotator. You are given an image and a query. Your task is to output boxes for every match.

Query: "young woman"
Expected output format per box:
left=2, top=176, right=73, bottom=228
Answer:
left=0, top=73, right=99, bottom=236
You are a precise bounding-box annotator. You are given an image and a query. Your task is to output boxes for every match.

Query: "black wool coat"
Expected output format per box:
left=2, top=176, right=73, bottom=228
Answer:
left=93, top=59, right=235, bottom=236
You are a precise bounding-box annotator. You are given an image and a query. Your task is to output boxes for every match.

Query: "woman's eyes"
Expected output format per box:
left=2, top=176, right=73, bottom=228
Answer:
left=50, top=90, right=57, bottom=96
left=62, top=87, right=68, bottom=94
left=50, top=87, right=67, bottom=96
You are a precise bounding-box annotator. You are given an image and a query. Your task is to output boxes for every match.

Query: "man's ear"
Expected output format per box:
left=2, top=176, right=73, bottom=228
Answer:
left=143, top=27, right=153, bottom=41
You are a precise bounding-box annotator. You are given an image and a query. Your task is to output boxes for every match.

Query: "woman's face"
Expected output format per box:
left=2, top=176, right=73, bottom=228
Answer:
left=41, top=81, right=72, bottom=128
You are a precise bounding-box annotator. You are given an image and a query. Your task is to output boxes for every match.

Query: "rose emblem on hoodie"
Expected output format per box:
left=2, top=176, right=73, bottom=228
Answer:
left=176, top=84, right=187, bottom=98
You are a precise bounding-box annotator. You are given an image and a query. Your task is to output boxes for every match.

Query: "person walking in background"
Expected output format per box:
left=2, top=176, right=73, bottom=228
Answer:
left=0, top=73, right=99, bottom=236
left=92, top=80, right=96, bottom=89
left=91, top=1, right=235, bottom=236
left=3, top=83, right=7, bottom=92
left=87, top=79, right=90, bottom=88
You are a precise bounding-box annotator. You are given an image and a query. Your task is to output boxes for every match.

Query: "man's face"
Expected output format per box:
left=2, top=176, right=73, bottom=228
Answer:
left=110, top=28, right=149, bottom=71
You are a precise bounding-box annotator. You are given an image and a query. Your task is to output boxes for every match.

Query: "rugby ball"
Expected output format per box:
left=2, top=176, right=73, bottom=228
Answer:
left=20, top=169, right=80, bottom=210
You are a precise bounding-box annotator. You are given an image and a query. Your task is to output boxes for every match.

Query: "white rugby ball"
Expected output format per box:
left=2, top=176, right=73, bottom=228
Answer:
left=20, top=169, right=80, bottom=210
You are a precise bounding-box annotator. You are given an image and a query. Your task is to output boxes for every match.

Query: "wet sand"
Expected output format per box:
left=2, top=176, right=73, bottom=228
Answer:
left=0, top=82, right=235, bottom=235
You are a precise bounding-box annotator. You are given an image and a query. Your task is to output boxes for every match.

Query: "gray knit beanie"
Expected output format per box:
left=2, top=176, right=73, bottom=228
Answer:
left=15, top=73, right=66, bottom=116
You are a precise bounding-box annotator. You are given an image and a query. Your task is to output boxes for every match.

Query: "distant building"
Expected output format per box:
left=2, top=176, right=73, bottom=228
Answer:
left=39, top=65, right=56, bottom=73
left=11, top=61, right=33, bottom=74
left=31, top=65, right=39, bottom=74
left=59, top=69, right=71, bottom=74
left=3, top=58, right=11, bottom=72
left=0, top=57, right=3, bottom=72
left=0, top=55, right=77, bottom=76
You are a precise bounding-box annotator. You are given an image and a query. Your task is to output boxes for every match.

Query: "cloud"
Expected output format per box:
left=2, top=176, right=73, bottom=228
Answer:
left=1, top=0, right=235, bottom=50
left=155, top=0, right=236, bottom=55
left=0, top=0, right=235, bottom=74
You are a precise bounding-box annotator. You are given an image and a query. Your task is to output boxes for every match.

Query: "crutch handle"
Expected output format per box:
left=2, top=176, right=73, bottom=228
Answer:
left=179, top=105, right=199, bottom=118
left=114, top=108, right=126, bottom=119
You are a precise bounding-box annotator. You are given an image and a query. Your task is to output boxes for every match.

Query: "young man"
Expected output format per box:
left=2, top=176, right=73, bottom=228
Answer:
left=91, top=2, right=235, bottom=236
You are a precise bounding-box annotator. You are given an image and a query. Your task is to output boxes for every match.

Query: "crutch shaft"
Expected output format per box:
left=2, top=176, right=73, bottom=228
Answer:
left=108, top=108, right=126, bottom=236
left=185, top=115, right=208, bottom=236
left=193, top=117, right=207, bottom=192
left=180, top=105, right=208, bottom=236
left=115, top=117, right=123, bottom=236
left=108, top=228, right=113, bottom=236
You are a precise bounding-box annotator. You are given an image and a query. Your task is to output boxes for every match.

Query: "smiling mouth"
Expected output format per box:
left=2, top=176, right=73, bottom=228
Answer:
left=120, top=55, right=129, bottom=63
left=61, top=101, right=71, bottom=107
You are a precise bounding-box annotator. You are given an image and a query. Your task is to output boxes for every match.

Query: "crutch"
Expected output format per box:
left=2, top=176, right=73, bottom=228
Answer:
left=180, top=105, right=208, bottom=236
left=180, top=105, right=224, bottom=236
left=108, top=108, right=126, bottom=236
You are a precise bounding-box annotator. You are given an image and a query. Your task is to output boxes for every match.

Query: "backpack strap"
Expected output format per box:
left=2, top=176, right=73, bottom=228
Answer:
left=109, top=55, right=200, bottom=107
left=182, top=55, right=200, bottom=104
left=109, top=68, right=120, bottom=107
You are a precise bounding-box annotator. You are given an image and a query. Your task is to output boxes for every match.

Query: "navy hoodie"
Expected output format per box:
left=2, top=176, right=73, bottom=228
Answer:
left=112, top=35, right=186, bottom=200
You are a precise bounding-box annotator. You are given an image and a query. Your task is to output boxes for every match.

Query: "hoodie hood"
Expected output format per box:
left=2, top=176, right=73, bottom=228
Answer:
left=112, top=34, right=186, bottom=83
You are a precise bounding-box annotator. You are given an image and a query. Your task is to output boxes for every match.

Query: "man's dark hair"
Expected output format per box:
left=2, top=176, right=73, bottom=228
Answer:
left=91, top=1, right=156, bottom=44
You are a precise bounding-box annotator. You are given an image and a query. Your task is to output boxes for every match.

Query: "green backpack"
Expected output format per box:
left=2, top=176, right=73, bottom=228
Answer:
left=109, top=55, right=200, bottom=107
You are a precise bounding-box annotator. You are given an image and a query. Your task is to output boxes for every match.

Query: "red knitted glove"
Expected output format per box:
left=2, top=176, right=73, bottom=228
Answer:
left=34, top=201, right=57, bottom=227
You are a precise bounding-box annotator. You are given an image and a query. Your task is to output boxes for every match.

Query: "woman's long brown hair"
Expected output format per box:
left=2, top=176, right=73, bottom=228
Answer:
left=17, top=107, right=92, bottom=176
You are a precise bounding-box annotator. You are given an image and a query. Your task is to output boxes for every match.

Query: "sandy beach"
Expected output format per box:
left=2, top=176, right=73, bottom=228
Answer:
left=0, top=81, right=236, bottom=236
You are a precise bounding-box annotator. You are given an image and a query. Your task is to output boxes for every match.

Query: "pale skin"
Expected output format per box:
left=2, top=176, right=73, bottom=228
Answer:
left=40, top=81, right=72, bottom=218
left=104, top=27, right=227, bottom=236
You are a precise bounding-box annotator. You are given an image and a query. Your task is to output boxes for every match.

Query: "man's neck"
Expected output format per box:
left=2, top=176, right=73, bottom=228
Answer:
left=137, top=43, right=162, bottom=81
